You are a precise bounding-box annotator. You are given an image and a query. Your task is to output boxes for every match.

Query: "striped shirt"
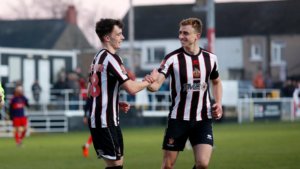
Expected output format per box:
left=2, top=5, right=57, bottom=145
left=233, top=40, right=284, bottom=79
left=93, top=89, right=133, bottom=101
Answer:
left=158, top=47, right=219, bottom=121
left=88, top=49, right=129, bottom=128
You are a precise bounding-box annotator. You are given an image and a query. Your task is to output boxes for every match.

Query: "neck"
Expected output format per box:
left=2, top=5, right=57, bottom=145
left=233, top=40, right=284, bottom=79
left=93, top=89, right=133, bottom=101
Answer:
left=183, top=45, right=199, bottom=55
left=102, top=44, right=116, bottom=54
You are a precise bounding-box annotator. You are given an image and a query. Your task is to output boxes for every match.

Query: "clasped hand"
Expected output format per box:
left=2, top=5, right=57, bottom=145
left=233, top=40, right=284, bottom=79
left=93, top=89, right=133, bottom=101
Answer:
left=143, top=69, right=159, bottom=84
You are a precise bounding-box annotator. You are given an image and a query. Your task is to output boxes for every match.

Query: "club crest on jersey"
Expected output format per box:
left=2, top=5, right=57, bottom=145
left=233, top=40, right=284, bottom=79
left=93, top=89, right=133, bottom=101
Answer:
left=183, top=81, right=208, bottom=92
left=193, top=68, right=201, bottom=78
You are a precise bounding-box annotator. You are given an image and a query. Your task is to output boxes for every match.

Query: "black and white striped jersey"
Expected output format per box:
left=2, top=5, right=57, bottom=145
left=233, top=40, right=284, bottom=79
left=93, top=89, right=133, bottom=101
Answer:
left=88, top=49, right=129, bottom=128
left=158, top=47, right=219, bottom=121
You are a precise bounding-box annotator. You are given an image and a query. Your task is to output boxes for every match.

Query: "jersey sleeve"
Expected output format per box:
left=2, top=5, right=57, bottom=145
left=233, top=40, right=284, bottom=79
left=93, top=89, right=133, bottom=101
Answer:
left=107, top=55, right=130, bottom=84
left=210, top=55, right=220, bottom=80
left=158, top=58, right=173, bottom=78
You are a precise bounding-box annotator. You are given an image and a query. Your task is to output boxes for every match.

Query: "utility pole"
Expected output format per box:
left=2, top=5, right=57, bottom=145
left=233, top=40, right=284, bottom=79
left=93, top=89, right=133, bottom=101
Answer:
left=128, top=0, right=135, bottom=73
left=193, top=0, right=215, bottom=53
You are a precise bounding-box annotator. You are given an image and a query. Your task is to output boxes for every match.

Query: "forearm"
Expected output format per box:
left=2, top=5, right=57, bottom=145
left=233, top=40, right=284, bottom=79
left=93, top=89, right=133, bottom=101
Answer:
left=147, top=74, right=165, bottom=92
left=212, top=79, right=222, bottom=104
left=123, top=80, right=150, bottom=95
left=147, top=81, right=161, bottom=92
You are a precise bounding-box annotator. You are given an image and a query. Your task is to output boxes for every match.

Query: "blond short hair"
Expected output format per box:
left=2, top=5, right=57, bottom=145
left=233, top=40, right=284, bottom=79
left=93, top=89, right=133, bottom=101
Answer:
left=179, top=18, right=203, bottom=34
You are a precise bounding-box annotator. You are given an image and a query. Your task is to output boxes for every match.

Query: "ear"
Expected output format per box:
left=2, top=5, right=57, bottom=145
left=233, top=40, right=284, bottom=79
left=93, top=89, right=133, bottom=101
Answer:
left=196, top=33, right=201, bottom=40
left=104, top=35, right=110, bottom=42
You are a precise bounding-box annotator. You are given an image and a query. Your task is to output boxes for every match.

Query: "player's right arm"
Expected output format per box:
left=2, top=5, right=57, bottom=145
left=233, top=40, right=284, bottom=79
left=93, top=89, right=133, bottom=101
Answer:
left=121, top=69, right=159, bottom=95
left=121, top=80, right=150, bottom=95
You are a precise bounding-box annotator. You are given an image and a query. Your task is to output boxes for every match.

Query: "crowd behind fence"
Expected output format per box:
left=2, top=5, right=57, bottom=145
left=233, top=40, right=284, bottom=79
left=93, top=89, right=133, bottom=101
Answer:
left=0, top=87, right=298, bottom=124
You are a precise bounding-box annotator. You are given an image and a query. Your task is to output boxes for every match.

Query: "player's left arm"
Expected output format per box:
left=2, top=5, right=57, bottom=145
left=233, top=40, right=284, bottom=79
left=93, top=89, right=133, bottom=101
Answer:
left=211, top=77, right=223, bottom=120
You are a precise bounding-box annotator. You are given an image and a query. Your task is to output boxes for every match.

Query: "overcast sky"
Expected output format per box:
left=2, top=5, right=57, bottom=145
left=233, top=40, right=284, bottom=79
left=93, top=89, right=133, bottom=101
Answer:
left=0, top=0, right=277, bottom=19
left=0, top=0, right=278, bottom=48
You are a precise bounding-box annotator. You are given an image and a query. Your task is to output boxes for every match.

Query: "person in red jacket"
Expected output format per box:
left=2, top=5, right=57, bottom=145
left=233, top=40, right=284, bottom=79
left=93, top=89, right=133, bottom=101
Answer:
left=9, top=85, right=29, bottom=146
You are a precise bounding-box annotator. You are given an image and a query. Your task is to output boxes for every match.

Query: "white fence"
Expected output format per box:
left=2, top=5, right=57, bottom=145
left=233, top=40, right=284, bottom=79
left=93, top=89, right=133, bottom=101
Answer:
left=1, top=86, right=298, bottom=136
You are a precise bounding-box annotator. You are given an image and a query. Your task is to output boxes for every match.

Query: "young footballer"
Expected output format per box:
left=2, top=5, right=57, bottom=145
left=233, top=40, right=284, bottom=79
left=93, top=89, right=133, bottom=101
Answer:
left=87, top=18, right=158, bottom=169
left=147, top=18, right=223, bottom=169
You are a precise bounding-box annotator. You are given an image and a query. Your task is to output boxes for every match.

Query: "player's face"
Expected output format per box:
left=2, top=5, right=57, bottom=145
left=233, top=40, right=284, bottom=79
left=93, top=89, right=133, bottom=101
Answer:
left=108, top=25, right=125, bottom=50
left=178, top=25, right=200, bottom=48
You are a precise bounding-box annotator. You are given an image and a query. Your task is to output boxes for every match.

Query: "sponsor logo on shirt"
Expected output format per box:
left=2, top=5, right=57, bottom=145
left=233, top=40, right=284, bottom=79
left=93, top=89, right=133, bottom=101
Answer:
left=183, top=81, right=207, bottom=92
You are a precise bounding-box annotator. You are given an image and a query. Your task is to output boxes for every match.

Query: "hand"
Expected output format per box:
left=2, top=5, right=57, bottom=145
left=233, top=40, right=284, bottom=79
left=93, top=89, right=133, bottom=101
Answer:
left=119, top=101, right=130, bottom=113
left=143, top=74, right=155, bottom=84
left=83, top=117, right=88, bottom=125
left=212, top=102, right=223, bottom=120
left=143, top=69, right=159, bottom=84
left=150, top=69, right=159, bottom=81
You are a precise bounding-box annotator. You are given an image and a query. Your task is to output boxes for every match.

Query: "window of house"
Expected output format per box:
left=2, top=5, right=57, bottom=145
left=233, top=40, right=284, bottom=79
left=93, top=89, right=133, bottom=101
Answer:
left=250, top=44, right=262, bottom=61
left=271, top=42, right=285, bottom=65
left=147, top=47, right=165, bottom=64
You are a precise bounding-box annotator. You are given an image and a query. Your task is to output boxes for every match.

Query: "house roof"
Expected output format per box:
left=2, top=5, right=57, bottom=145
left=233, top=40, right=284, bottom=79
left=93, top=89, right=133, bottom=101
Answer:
left=0, top=19, right=67, bottom=49
left=123, top=0, right=300, bottom=40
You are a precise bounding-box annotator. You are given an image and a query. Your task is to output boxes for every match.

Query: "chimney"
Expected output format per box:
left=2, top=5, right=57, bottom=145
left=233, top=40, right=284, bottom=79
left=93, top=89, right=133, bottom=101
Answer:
left=64, top=5, right=77, bottom=25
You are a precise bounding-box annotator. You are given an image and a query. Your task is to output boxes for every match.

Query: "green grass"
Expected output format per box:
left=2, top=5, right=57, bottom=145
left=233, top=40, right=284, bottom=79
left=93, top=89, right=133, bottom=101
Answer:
left=1, top=122, right=300, bottom=169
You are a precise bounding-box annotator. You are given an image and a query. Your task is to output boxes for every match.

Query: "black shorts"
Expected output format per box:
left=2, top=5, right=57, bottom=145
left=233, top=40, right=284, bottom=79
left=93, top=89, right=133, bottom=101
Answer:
left=162, top=119, right=213, bottom=151
left=89, top=125, right=124, bottom=160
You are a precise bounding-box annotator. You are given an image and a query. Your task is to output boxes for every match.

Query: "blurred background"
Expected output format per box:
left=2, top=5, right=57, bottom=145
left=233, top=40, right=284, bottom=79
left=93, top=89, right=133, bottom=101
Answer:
left=0, top=0, right=300, bottom=133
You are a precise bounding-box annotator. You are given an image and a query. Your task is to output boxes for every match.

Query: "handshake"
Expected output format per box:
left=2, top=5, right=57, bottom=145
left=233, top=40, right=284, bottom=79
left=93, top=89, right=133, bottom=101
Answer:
left=143, top=69, right=159, bottom=85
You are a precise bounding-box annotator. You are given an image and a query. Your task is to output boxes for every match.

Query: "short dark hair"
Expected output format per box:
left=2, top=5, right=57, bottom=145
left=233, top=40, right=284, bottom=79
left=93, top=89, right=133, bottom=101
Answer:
left=95, top=18, right=124, bottom=42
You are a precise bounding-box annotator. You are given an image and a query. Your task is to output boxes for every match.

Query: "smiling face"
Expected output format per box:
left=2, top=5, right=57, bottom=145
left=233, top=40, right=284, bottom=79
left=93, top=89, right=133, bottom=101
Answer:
left=178, top=18, right=203, bottom=51
left=107, top=25, right=124, bottom=50
left=178, top=25, right=200, bottom=48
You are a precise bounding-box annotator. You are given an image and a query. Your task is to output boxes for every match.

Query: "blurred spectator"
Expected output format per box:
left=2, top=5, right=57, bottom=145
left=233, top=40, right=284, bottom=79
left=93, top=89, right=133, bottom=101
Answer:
left=293, top=81, right=300, bottom=117
left=31, top=80, right=42, bottom=110
left=75, top=67, right=88, bottom=100
left=52, top=75, right=68, bottom=109
left=66, top=72, right=80, bottom=110
left=252, top=68, right=265, bottom=89
left=264, top=73, right=273, bottom=89
left=281, top=79, right=295, bottom=97
left=252, top=68, right=265, bottom=98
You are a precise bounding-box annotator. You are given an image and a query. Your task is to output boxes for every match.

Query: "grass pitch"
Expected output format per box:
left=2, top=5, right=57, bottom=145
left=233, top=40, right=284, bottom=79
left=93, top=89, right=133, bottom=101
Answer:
left=0, top=121, right=300, bottom=169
